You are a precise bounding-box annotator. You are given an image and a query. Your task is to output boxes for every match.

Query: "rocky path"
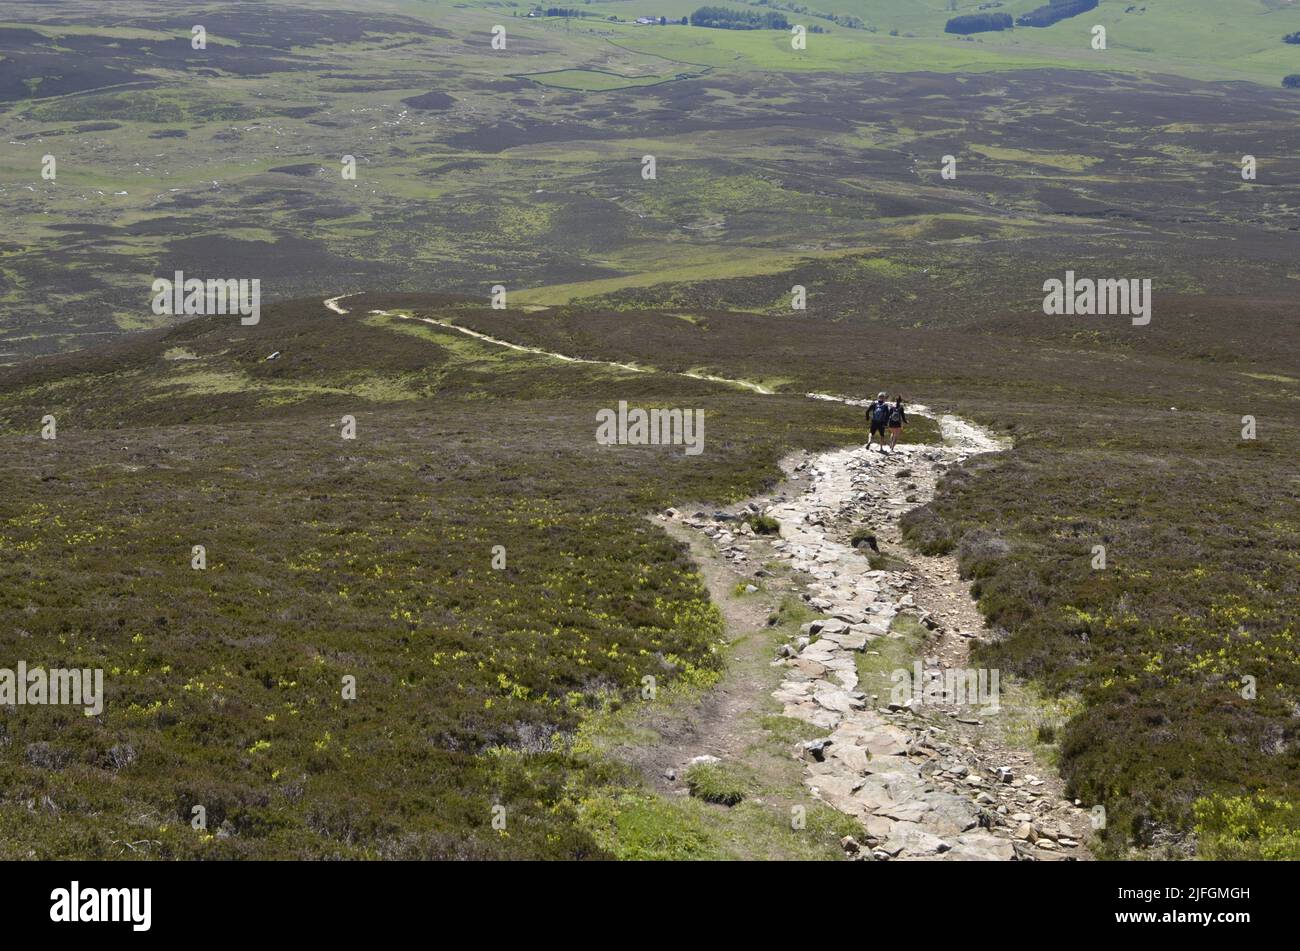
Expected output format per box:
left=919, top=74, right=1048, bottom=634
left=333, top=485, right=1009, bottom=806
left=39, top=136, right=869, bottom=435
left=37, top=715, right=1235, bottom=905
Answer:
left=322, top=294, right=1094, bottom=860
left=667, top=410, right=1095, bottom=861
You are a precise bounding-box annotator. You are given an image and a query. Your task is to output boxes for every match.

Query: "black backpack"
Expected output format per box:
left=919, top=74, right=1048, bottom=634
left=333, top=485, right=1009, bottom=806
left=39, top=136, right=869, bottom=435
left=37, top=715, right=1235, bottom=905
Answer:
left=888, top=405, right=903, bottom=427
left=871, top=402, right=890, bottom=425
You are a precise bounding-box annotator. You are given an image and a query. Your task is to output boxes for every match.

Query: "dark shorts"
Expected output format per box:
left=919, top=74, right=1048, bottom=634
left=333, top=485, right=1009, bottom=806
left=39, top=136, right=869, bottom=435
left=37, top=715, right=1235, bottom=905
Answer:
left=870, top=423, right=885, bottom=435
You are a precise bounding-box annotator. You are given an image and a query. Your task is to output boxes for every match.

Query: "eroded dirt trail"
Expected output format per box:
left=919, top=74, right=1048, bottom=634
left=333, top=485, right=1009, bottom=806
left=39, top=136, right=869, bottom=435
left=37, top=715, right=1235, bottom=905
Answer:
left=324, top=295, right=1093, bottom=859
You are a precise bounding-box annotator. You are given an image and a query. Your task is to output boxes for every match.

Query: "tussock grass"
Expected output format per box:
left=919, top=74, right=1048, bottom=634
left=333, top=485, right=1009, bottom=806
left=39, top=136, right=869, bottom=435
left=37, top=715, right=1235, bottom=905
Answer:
left=684, top=762, right=749, bottom=806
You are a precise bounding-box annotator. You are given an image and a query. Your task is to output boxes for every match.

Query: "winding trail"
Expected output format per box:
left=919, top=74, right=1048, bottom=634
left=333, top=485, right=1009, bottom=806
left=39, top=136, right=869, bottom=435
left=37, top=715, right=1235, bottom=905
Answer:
left=322, top=293, right=1092, bottom=859
left=325, top=294, right=773, bottom=392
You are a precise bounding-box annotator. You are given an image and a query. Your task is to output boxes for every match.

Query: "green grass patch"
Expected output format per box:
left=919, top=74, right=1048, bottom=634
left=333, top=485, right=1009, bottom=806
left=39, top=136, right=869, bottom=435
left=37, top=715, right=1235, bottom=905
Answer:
left=684, top=761, right=749, bottom=806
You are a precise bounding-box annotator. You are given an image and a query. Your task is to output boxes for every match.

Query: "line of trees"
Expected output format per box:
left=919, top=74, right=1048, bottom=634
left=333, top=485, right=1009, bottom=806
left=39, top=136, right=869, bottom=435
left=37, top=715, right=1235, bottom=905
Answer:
left=689, top=6, right=790, bottom=30
left=944, top=12, right=1013, bottom=35
left=752, top=0, right=865, bottom=30
left=1282, top=26, right=1300, bottom=88
left=1016, top=0, right=1098, bottom=29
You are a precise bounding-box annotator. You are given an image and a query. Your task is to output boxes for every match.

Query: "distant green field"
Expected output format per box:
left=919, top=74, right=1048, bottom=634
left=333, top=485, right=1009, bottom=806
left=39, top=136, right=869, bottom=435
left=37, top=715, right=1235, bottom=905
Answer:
left=414, top=0, right=1300, bottom=84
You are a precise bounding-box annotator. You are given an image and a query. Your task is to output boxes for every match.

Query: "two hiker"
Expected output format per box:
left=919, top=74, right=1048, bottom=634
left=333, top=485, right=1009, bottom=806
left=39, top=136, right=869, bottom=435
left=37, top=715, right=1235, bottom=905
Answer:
left=866, top=392, right=907, bottom=453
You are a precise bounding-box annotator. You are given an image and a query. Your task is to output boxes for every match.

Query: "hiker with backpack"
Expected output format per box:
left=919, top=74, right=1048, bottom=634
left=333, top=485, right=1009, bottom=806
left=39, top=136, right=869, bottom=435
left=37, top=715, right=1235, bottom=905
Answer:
left=886, top=395, right=907, bottom=453
left=866, top=391, right=890, bottom=452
